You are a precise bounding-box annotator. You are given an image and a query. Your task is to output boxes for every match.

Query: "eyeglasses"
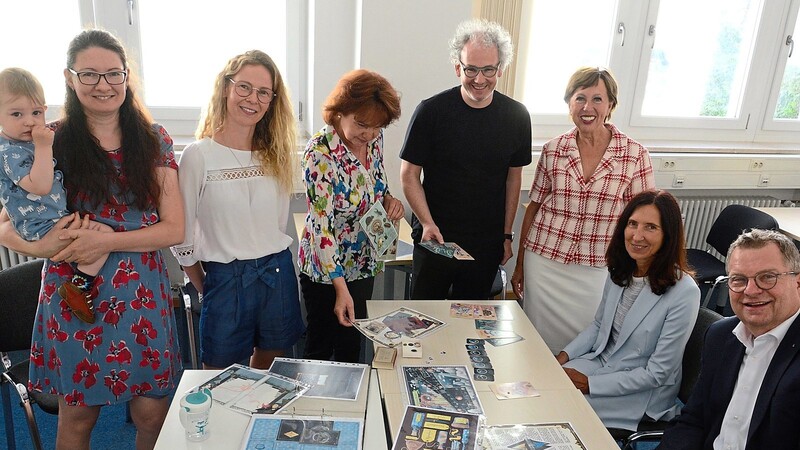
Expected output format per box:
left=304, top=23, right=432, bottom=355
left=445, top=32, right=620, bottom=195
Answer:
left=68, top=69, right=127, bottom=86
left=724, top=271, right=799, bottom=293
left=227, top=78, right=276, bottom=104
left=459, top=60, right=499, bottom=78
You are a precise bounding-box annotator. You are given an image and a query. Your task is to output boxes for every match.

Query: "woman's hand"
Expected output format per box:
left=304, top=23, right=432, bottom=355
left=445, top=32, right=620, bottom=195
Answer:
left=382, top=195, right=405, bottom=221
left=0, top=211, right=79, bottom=258
left=564, top=367, right=589, bottom=394
left=52, top=222, right=110, bottom=266
left=511, top=264, right=525, bottom=299
left=334, top=290, right=356, bottom=327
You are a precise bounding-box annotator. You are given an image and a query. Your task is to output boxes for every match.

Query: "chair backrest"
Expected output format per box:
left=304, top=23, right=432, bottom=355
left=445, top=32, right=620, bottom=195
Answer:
left=0, top=259, right=44, bottom=353
left=678, top=307, right=724, bottom=403
left=706, top=205, right=779, bottom=257
left=162, top=249, right=186, bottom=289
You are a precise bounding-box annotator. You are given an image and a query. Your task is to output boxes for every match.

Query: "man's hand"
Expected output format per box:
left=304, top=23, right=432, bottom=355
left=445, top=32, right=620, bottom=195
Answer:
left=501, top=239, right=513, bottom=265
left=420, top=223, right=444, bottom=244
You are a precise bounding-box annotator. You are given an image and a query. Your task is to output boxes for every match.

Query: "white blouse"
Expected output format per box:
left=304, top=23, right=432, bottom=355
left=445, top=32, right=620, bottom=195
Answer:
left=171, top=137, right=292, bottom=266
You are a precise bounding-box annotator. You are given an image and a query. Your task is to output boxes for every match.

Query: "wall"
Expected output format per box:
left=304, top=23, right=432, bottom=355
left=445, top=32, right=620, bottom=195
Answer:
left=303, top=0, right=472, bottom=204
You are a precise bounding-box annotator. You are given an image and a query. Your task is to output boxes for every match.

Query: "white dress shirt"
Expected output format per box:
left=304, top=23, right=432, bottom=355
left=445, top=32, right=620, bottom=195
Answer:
left=713, top=308, right=800, bottom=450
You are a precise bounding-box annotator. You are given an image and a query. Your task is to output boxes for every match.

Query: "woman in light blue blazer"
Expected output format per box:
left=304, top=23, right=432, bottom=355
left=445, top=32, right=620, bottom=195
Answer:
left=556, top=189, right=700, bottom=432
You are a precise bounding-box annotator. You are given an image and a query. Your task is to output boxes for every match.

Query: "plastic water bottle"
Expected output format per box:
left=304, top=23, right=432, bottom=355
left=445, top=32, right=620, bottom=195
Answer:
left=179, top=388, right=212, bottom=442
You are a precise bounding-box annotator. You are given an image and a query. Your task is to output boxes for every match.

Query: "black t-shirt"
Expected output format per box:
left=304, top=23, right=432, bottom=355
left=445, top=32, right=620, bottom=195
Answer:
left=400, top=87, right=532, bottom=259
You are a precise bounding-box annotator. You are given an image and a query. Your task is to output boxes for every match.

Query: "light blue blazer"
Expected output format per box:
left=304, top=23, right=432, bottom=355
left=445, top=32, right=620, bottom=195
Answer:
left=562, top=272, right=700, bottom=431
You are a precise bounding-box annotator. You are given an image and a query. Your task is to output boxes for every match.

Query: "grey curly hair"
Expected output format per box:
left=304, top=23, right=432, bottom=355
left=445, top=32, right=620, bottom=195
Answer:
left=448, top=19, right=514, bottom=70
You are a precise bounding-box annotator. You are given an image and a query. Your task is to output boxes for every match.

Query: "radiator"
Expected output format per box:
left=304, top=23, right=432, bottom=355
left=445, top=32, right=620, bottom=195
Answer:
left=678, top=196, right=783, bottom=259
left=0, top=246, right=36, bottom=270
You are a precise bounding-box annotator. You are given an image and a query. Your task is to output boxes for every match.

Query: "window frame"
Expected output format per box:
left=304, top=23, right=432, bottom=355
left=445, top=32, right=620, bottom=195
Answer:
left=515, top=0, right=800, bottom=150
left=52, top=0, right=305, bottom=144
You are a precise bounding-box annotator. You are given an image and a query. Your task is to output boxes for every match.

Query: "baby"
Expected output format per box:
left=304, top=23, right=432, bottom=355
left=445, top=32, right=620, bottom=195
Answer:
left=0, top=67, right=110, bottom=323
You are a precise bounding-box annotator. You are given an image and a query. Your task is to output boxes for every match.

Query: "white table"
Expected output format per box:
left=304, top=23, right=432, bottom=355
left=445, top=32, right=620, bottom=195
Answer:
left=755, top=207, right=800, bottom=241
left=368, top=300, right=619, bottom=450
left=154, top=368, right=387, bottom=449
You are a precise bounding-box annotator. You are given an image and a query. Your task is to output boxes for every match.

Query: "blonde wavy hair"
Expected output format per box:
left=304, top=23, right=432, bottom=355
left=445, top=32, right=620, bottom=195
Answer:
left=197, top=50, right=296, bottom=193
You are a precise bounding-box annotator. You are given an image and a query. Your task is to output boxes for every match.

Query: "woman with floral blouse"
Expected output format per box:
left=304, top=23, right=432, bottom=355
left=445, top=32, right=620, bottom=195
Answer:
left=298, top=70, right=402, bottom=362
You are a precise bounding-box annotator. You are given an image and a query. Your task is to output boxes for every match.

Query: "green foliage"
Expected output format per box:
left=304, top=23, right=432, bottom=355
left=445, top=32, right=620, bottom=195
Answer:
left=700, top=26, right=741, bottom=117
left=775, top=65, right=800, bottom=119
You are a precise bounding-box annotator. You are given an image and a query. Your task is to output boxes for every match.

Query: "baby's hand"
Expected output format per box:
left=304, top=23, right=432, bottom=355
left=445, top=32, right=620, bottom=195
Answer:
left=31, top=124, right=54, bottom=149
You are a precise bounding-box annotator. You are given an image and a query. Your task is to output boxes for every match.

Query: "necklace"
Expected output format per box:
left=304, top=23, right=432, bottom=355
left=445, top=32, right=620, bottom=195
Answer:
left=222, top=144, right=252, bottom=168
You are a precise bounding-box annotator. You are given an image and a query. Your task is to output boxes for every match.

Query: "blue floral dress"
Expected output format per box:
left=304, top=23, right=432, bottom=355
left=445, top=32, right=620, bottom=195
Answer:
left=28, top=125, right=181, bottom=406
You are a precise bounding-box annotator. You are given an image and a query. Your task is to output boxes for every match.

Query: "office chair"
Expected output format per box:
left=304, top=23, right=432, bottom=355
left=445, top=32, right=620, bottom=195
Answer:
left=163, top=251, right=201, bottom=369
left=617, top=307, right=724, bottom=449
left=445, top=265, right=508, bottom=300
left=686, top=205, right=778, bottom=311
left=489, top=266, right=508, bottom=300
left=0, top=259, right=59, bottom=450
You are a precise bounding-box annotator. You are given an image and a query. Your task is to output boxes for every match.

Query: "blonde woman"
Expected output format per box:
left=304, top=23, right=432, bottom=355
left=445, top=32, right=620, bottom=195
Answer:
left=172, top=50, right=304, bottom=370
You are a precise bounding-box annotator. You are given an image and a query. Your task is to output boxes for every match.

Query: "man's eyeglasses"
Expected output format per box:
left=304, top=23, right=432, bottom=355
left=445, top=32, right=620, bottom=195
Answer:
left=227, top=78, right=276, bottom=104
left=459, top=60, right=499, bottom=78
left=724, top=271, right=799, bottom=293
left=68, top=69, right=127, bottom=86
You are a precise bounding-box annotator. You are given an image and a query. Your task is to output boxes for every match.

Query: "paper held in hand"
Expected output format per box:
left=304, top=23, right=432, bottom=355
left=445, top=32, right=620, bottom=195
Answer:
left=359, top=201, right=399, bottom=261
left=419, top=240, right=475, bottom=260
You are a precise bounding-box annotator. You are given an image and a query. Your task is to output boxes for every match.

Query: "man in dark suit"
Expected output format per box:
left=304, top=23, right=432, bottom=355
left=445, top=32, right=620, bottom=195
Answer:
left=659, top=228, right=800, bottom=450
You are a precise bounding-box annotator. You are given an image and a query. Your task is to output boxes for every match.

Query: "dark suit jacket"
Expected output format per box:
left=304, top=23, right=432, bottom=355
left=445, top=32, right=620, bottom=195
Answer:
left=658, top=315, right=800, bottom=450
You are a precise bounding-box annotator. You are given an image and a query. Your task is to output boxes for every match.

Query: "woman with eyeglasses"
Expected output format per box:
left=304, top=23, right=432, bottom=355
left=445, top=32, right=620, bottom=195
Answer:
left=511, top=67, right=655, bottom=354
left=297, top=69, right=402, bottom=362
left=556, top=189, right=699, bottom=433
left=171, top=50, right=304, bottom=370
left=0, top=29, right=184, bottom=449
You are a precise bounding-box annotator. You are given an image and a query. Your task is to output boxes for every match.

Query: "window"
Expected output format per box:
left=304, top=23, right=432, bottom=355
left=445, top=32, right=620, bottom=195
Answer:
left=519, top=0, right=617, bottom=115
left=0, top=0, right=300, bottom=141
left=137, top=0, right=287, bottom=109
left=0, top=1, right=82, bottom=108
left=763, top=2, right=800, bottom=132
left=637, top=0, right=761, bottom=120
left=516, top=0, right=800, bottom=147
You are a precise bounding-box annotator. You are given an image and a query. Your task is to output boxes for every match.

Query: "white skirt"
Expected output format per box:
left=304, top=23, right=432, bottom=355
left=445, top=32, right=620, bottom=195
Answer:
left=522, top=251, right=607, bottom=354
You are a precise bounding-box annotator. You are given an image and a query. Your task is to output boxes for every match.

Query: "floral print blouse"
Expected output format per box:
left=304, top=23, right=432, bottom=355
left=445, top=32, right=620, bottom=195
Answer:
left=298, top=125, right=390, bottom=283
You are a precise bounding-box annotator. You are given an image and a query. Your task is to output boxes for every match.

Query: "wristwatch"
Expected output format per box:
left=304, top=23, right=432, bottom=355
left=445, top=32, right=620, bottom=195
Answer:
left=504, top=233, right=514, bottom=242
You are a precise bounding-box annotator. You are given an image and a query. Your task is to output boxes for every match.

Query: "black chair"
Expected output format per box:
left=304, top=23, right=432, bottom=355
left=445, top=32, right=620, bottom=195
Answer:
left=686, top=205, right=778, bottom=311
left=445, top=265, right=507, bottom=300
left=0, top=259, right=59, bottom=450
left=490, top=266, right=508, bottom=300
left=617, top=307, right=724, bottom=449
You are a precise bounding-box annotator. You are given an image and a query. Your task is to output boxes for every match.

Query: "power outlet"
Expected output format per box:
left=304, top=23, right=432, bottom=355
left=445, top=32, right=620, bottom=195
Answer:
left=759, top=175, right=770, bottom=187
left=751, top=160, right=765, bottom=170
left=673, top=175, right=685, bottom=188
left=661, top=160, right=677, bottom=171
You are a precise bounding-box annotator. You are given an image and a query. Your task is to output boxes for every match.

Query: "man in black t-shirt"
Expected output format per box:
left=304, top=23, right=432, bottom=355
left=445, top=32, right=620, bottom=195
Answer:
left=400, top=19, right=532, bottom=300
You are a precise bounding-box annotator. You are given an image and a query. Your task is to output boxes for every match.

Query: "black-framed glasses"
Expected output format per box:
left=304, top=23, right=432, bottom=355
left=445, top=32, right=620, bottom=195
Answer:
left=68, top=68, right=127, bottom=86
left=459, top=59, right=499, bottom=78
left=227, top=78, right=276, bottom=104
left=724, top=271, right=799, bottom=293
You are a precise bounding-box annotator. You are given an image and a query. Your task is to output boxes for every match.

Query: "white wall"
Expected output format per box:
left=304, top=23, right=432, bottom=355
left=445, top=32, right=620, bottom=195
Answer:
left=304, top=0, right=472, bottom=205
left=360, top=0, right=471, bottom=203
